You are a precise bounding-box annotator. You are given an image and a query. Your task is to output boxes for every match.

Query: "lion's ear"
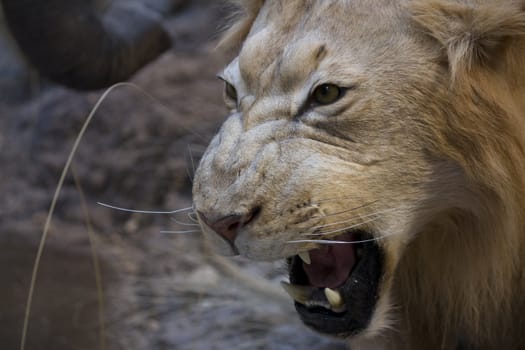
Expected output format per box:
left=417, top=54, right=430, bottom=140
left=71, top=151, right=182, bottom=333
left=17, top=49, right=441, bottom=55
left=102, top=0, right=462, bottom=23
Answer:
left=218, top=0, right=265, bottom=52
left=410, top=0, right=525, bottom=80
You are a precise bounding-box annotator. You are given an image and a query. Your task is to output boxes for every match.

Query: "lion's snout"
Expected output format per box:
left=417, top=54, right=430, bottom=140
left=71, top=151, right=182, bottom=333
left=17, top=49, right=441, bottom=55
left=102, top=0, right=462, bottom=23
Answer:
left=196, top=207, right=261, bottom=249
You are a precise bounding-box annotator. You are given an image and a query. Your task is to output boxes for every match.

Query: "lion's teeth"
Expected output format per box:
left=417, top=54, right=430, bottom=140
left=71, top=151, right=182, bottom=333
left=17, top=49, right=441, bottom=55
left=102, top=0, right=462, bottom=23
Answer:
left=324, top=288, right=344, bottom=309
left=298, top=251, right=311, bottom=265
left=280, top=282, right=314, bottom=304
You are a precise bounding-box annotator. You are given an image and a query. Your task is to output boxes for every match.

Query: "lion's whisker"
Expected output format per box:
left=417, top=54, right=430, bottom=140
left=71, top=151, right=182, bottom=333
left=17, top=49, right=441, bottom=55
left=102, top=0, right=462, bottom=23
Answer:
left=97, top=202, right=193, bottom=215
left=170, top=217, right=200, bottom=227
left=315, top=201, right=378, bottom=220
left=185, top=144, right=196, bottom=184
left=188, top=144, right=196, bottom=176
left=287, top=231, right=399, bottom=245
left=188, top=211, right=199, bottom=223
left=185, top=165, right=193, bottom=185
left=312, top=207, right=399, bottom=230
left=309, top=216, right=382, bottom=237
left=186, top=143, right=208, bottom=154
left=314, top=197, right=377, bottom=205
left=160, top=229, right=201, bottom=234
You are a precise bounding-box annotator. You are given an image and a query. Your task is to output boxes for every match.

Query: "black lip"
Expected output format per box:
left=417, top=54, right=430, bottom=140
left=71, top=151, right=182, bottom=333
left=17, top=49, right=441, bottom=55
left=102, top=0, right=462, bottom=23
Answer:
left=289, top=241, right=383, bottom=336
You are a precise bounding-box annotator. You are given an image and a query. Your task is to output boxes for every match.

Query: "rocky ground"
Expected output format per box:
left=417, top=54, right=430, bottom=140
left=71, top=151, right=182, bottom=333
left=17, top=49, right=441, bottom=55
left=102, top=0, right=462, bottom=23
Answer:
left=0, top=1, right=347, bottom=349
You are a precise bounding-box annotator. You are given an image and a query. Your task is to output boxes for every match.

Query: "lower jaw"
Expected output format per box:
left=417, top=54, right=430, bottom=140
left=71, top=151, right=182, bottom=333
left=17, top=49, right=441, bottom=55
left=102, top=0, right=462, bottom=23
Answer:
left=289, top=241, right=384, bottom=336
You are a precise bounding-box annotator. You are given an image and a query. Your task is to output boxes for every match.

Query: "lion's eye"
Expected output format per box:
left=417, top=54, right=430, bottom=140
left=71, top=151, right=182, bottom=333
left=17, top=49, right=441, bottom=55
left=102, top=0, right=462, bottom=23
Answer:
left=224, top=81, right=238, bottom=103
left=312, top=84, right=342, bottom=105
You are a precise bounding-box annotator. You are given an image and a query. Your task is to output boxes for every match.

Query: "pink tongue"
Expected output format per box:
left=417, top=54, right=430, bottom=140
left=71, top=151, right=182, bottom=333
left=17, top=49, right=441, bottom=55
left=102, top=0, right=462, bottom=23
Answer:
left=302, top=239, right=356, bottom=289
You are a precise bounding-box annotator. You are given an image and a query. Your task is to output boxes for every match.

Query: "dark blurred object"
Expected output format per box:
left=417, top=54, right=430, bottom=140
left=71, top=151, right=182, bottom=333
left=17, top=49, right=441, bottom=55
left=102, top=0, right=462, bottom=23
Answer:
left=0, top=0, right=185, bottom=90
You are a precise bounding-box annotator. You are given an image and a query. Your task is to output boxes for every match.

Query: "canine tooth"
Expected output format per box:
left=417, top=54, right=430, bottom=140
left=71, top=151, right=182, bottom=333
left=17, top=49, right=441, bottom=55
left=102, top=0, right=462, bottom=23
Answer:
left=280, top=282, right=314, bottom=304
left=298, top=251, right=311, bottom=265
left=324, top=288, right=344, bottom=309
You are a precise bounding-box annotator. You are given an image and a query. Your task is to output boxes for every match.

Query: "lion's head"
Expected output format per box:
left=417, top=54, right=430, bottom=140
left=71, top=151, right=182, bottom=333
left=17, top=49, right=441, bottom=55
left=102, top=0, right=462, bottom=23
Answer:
left=192, top=0, right=525, bottom=348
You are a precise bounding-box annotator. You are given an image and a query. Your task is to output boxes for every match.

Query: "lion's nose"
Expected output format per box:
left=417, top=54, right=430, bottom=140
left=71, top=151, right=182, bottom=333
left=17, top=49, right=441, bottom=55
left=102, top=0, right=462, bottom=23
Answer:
left=198, top=208, right=260, bottom=244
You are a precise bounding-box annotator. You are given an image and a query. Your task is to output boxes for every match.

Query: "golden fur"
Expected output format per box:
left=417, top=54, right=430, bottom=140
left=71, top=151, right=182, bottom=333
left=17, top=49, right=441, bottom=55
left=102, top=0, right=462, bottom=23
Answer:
left=193, top=0, right=525, bottom=348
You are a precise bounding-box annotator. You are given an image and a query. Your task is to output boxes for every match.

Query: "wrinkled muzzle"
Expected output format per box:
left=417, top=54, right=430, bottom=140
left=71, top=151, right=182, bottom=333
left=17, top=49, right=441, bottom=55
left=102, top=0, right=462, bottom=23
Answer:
left=192, top=114, right=386, bottom=338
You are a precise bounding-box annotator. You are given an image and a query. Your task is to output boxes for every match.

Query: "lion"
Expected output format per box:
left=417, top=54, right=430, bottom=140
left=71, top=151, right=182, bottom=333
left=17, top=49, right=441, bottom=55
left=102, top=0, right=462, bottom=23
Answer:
left=192, top=0, right=525, bottom=348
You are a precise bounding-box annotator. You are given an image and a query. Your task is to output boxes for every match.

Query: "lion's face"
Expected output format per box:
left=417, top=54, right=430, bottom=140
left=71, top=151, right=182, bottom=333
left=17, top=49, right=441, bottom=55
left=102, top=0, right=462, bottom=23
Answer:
left=193, top=0, right=525, bottom=343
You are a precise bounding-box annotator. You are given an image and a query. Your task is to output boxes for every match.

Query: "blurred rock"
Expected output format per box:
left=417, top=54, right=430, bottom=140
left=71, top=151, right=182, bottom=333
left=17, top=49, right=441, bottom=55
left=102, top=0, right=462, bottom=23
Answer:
left=0, top=8, right=34, bottom=104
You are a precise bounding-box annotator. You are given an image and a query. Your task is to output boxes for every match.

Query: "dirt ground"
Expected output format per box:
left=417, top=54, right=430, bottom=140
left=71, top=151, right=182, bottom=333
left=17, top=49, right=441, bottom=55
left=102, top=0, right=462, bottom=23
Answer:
left=0, top=1, right=347, bottom=349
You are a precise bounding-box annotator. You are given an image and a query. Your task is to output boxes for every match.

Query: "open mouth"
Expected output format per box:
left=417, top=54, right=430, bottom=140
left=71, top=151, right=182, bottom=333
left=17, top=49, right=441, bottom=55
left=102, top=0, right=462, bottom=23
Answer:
left=283, top=231, right=383, bottom=336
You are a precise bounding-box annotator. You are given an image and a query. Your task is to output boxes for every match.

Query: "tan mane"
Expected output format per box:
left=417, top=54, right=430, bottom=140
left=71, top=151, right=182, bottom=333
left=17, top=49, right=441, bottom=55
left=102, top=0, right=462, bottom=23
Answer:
left=399, top=2, right=525, bottom=346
